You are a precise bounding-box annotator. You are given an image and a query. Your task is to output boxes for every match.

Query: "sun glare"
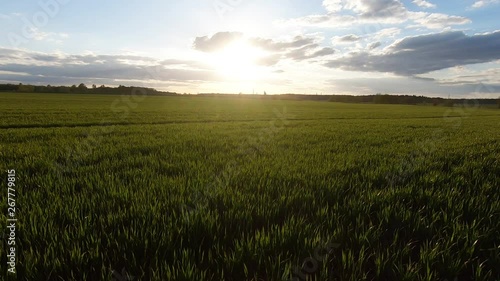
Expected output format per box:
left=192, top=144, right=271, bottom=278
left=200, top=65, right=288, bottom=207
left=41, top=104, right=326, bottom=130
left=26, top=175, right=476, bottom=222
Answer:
left=210, top=40, right=266, bottom=81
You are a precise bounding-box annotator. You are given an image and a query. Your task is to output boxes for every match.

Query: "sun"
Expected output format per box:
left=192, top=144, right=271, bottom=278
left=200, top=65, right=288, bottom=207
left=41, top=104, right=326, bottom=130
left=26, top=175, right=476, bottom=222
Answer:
left=209, top=39, right=266, bottom=81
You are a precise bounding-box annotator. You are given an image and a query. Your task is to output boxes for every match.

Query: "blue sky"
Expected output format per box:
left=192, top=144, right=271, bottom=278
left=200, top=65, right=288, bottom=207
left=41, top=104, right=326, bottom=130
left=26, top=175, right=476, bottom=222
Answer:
left=0, top=0, right=499, bottom=97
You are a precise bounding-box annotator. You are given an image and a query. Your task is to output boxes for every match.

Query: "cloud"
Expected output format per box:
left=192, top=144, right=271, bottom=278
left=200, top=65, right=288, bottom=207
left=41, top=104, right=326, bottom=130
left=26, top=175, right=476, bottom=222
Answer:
left=285, top=44, right=335, bottom=61
left=193, top=32, right=334, bottom=64
left=327, top=76, right=500, bottom=97
left=323, top=0, right=343, bottom=12
left=412, top=0, right=436, bottom=9
left=251, top=35, right=335, bottom=64
left=471, top=0, right=500, bottom=8
left=0, top=32, right=335, bottom=87
left=281, top=0, right=470, bottom=30
left=331, top=28, right=399, bottom=52
left=255, top=55, right=283, bottom=66
left=284, top=0, right=408, bottom=26
left=0, top=48, right=218, bottom=86
left=345, top=0, right=408, bottom=19
left=434, top=67, right=500, bottom=86
left=332, top=34, right=362, bottom=43
left=368, top=42, right=382, bottom=49
left=325, top=31, right=500, bottom=76
left=311, top=47, right=336, bottom=57
left=15, top=27, right=70, bottom=43
left=373, top=28, right=401, bottom=39
left=193, top=32, right=335, bottom=66
left=193, top=32, right=243, bottom=52
left=409, top=12, right=471, bottom=29
left=249, top=35, right=316, bottom=52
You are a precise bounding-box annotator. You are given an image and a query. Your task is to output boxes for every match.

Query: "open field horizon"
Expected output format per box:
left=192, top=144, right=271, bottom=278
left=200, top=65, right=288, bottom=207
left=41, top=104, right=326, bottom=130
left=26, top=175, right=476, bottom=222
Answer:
left=1, top=93, right=500, bottom=280
left=2, top=92, right=499, bottom=127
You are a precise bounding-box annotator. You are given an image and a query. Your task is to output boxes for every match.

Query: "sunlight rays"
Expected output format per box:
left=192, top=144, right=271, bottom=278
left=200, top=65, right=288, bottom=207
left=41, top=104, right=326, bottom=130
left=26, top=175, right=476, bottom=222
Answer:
left=208, top=39, right=267, bottom=81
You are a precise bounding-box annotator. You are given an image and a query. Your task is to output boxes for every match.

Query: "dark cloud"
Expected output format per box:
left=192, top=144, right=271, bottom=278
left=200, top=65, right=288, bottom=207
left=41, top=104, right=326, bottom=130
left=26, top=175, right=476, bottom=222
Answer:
left=325, top=31, right=500, bottom=76
left=1, top=63, right=214, bottom=81
left=0, top=48, right=218, bottom=86
left=334, top=34, right=362, bottom=42
left=285, top=44, right=320, bottom=60
left=253, top=44, right=334, bottom=66
left=193, top=32, right=243, bottom=52
left=264, top=44, right=335, bottom=63
left=251, top=35, right=334, bottom=63
left=0, top=48, right=21, bottom=57
left=368, top=42, right=382, bottom=50
left=352, top=0, right=408, bottom=19
left=311, top=47, right=336, bottom=57
left=31, top=54, right=64, bottom=62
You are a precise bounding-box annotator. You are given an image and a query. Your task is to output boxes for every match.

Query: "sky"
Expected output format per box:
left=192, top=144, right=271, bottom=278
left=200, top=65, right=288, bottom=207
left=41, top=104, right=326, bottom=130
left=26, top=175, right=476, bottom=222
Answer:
left=0, top=0, right=499, bottom=97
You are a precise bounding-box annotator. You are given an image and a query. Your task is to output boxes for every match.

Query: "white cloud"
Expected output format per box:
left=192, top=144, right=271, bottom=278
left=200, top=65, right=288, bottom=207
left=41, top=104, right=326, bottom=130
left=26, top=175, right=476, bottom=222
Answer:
left=323, top=0, right=343, bottom=12
left=412, top=0, right=436, bottom=9
left=427, top=62, right=500, bottom=86
left=409, top=12, right=471, bottom=29
left=439, top=70, right=500, bottom=85
left=327, top=76, right=500, bottom=97
left=194, top=32, right=336, bottom=66
left=281, top=0, right=470, bottom=30
left=471, top=0, right=500, bottom=8
left=23, top=28, right=70, bottom=43
left=374, top=28, right=402, bottom=39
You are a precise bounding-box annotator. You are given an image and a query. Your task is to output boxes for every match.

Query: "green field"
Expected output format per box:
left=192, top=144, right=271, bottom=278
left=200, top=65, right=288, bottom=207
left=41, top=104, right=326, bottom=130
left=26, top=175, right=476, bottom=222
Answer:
left=1, top=93, right=500, bottom=281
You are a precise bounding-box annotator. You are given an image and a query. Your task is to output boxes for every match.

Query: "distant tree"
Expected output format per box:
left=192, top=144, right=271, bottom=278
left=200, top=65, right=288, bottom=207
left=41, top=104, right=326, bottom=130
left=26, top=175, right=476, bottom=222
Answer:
left=0, top=84, right=18, bottom=92
left=443, top=99, right=454, bottom=107
left=78, top=83, right=87, bottom=91
left=497, top=97, right=500, bottom=109
left=18, top=84, right=35, bottom=93
left=374, top=94, right=390, bottom=104
left=92, top=84, right=97, bottom=89
left=58, top=86, right=71, bottom=93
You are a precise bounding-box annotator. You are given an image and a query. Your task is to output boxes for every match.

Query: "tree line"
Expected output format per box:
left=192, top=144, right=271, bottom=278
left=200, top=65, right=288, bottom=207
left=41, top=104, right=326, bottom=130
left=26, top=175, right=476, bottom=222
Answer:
left=1, top=83, right=499, bottom=107
left=0, top=83, right=177, bottom=96
left=200, top=93, right=500, bottom=107
left=330, top=94, right=500, bottom=107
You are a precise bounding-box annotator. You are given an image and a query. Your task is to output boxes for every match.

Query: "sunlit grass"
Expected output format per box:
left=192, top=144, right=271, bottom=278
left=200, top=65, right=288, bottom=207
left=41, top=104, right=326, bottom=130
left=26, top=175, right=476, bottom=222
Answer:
left=0, top=93, right=499, bottom=280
